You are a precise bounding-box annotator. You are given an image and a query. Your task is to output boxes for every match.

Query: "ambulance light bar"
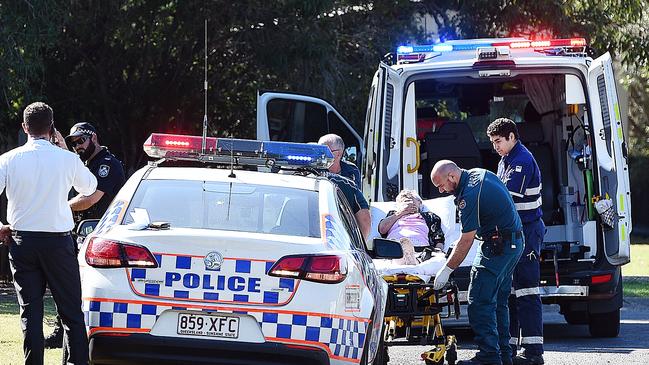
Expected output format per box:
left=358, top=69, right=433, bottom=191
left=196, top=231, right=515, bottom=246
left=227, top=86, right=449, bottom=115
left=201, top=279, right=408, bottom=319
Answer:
left=143, top=133, right=334, bottom=169
left=396, top=38, right=587, bottom=64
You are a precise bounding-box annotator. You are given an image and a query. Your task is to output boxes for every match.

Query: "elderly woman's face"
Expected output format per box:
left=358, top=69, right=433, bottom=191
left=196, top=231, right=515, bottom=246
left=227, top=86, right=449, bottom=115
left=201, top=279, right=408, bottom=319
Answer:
left=397, top=195, right=422, bottom=210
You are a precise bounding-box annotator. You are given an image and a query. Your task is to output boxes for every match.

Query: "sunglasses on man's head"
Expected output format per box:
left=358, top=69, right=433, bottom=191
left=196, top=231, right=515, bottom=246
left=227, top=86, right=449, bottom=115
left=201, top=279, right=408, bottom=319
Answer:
left=70, top=136, right=88, bottom=147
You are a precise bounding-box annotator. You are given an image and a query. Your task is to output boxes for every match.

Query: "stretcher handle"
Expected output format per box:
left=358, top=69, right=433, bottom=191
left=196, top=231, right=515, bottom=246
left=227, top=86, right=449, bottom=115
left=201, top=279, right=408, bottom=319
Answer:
left=406, top=137, right=420, bottom=173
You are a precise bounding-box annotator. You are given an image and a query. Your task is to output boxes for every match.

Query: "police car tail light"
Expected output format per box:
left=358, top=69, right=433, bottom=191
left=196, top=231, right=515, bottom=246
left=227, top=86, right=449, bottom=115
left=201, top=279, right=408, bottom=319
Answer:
left=86, top=237, right=157, bottom=268
left=268, top=254, right=347, bottom=284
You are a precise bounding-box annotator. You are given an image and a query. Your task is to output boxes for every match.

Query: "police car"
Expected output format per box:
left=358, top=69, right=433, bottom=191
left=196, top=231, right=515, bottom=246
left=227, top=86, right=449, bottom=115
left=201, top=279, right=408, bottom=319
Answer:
left=78, top=134, right=401, bottom=365
left=258, top=38, right=631, bottom=337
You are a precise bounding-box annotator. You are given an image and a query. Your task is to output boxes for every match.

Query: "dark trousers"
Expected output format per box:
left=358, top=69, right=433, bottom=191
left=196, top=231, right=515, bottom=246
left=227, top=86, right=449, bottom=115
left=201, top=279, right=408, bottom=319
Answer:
left=8, top=232, right=89, bottom=365
left=509, top=219, right=545, bottom=356
left=468, top=236, right=523, bottom=364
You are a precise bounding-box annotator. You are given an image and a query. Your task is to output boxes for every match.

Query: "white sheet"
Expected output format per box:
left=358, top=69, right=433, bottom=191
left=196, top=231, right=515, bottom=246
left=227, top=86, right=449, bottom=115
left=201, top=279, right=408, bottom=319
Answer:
left=370, top=196, right=478, bottom=276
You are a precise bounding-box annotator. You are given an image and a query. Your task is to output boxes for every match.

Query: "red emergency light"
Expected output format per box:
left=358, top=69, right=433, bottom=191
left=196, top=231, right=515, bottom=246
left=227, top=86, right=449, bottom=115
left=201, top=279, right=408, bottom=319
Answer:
left=493, top=38, right=586, bottom=49
left=143, top=133, right=217, bottom=159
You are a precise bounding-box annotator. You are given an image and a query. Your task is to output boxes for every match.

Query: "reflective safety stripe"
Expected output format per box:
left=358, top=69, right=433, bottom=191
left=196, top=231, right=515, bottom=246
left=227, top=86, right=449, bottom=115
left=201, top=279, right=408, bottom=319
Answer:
left=521, top=336, right=544, bottom=344
left=525, top=184, right=542, bottom=196
left=511, top=287, right=516, bottom=295
left=515, top=287, right=540, bottom=297
left=509, top=190, right=524, bottom=198
left=515, top=196, right=542, bottom=211
left=509, top=337, right=519, bottom=345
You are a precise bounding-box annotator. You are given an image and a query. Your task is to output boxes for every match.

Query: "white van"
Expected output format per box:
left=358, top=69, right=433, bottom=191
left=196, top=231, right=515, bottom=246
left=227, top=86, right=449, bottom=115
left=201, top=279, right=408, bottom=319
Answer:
left=257, top=37, right=631, bottom=337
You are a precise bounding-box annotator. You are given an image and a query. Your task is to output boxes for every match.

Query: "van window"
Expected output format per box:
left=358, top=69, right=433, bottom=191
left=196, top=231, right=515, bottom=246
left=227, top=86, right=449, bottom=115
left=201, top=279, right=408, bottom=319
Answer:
left=123, top=180, right=321, bottom=237
left=267, top=98, right=327, bottom=143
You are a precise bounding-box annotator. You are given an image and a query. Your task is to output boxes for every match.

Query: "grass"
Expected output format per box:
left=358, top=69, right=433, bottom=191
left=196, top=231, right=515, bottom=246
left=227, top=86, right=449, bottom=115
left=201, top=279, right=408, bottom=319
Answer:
left=624, top=280, right=649, bottom=297
left=623, top=244, right=649, bottom=277
left=0, top=291, right=63, bottom=365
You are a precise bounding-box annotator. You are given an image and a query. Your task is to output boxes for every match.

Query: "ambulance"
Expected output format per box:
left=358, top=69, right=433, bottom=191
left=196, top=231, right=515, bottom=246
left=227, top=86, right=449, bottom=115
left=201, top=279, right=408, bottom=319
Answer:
left=257, top=37, right=632, bottom=337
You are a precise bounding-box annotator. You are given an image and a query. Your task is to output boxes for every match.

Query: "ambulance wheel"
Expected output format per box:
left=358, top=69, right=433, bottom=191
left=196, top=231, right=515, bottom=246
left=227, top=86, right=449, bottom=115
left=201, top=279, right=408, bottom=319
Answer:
left=563, top=309, right=588, bottom=325
left=446, top=342, right=458, bottom=365
left=588, top=309, right=620, bottom=338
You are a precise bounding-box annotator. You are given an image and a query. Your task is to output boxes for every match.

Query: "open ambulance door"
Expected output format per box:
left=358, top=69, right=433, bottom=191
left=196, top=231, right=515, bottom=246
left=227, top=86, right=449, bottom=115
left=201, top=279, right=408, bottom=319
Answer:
left=256, top=91, right=363, bottom=168
left=587, top=53, right=631, bottom=266
left=362, top=63, right=403, bottom=202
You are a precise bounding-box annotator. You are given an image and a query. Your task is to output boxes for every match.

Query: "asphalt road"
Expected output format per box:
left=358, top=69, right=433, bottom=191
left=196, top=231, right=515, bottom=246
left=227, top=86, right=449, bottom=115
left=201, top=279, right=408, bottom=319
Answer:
left=385, top=297, right=649, bottom=365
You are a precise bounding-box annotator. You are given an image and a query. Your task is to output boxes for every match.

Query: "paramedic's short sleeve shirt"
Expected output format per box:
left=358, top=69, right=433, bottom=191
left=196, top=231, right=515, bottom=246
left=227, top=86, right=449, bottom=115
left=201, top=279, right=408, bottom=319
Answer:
left=455, top=171, right=480, bottom=233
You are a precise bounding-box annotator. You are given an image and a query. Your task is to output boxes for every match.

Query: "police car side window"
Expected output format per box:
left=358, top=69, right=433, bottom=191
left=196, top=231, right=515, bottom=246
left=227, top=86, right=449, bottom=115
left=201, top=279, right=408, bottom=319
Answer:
left=335, top=189, right=365, bottom=251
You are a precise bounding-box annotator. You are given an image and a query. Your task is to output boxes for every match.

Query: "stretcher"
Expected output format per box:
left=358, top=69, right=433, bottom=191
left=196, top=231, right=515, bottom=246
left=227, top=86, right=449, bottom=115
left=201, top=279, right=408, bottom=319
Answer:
left=382, top=273, right=460, bottom=365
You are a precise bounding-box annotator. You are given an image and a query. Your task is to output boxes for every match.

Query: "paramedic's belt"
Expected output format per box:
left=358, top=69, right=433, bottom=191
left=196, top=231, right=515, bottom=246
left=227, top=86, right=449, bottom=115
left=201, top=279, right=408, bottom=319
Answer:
left=482, top=230, right=522, bottom=256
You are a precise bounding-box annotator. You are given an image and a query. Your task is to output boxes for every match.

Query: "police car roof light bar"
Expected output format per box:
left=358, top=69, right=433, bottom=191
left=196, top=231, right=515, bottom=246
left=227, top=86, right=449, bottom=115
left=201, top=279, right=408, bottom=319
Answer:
left=143, top=133, right=334, bottom=170
left=396, top=37, right=588, bottom=64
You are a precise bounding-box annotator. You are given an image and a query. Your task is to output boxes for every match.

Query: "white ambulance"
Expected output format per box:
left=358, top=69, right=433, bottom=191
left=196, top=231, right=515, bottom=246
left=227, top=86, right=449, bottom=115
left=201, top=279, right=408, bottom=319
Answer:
left=257, top=37, right=632, bottom=338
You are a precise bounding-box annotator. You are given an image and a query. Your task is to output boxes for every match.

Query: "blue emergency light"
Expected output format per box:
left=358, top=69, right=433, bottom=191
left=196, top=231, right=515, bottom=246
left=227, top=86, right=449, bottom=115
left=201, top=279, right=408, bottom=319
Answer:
left=143, top=133, right=334, bottom=170
left=396, top=38, right=587, bottom=64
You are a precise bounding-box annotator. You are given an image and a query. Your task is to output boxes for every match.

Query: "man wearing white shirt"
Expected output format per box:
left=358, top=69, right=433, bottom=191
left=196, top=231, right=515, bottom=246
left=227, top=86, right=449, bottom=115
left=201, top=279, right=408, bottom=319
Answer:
left=0, top=102, right=97, bottom=365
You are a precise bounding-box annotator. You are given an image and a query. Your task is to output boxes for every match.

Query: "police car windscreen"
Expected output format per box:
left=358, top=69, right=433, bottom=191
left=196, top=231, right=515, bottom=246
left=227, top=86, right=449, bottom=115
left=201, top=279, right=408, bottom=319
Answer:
left=122, top=180, right=321, bottom=237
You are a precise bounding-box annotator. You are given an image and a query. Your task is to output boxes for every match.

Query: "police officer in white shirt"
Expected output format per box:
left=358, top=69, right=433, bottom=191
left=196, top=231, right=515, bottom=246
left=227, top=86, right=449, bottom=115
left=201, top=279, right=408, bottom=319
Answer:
left=0, top=102, right=97, bottom=365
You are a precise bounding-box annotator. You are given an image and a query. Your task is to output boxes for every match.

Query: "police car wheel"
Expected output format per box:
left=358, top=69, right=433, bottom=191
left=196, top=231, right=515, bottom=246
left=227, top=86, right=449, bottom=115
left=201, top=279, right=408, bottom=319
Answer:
left=588, top=308, right=620, bottom=337
left=361, top=322, right=388, bottom=365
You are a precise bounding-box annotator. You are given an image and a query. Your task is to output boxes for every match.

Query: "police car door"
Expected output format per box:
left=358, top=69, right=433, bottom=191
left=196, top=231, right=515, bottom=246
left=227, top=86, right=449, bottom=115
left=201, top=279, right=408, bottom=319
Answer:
left=256, top=91, right=363, bottom=167
left=364, top=63, right=403, bottom=202
left=587, top=52, right=631, bottom=265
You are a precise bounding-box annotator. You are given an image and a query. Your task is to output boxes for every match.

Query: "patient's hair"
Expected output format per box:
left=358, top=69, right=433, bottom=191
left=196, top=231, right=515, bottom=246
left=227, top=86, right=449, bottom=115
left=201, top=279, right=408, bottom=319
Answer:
left=396, top=189, right=422, bottom=204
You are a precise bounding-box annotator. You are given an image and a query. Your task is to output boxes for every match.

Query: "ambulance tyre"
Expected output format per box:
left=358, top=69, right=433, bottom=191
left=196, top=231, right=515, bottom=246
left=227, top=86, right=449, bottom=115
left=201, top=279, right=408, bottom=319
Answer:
left=588, top=308, right=620, bottom=338
left=563, top=309, right=589, bottom=325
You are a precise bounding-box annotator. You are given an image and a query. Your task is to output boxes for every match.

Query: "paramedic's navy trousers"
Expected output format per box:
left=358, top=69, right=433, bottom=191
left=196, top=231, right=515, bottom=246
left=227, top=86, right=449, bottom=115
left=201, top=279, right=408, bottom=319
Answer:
left=509, top=219, right=545, bottom=356
left=468, top=234, right=523, bottom=364
left=9, top=232, right=89, bottom=365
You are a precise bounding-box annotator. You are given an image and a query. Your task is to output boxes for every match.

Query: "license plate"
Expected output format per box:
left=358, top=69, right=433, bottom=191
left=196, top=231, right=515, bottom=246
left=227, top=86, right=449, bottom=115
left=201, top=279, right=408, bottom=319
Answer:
left=176, top=312, right=239, bottom=338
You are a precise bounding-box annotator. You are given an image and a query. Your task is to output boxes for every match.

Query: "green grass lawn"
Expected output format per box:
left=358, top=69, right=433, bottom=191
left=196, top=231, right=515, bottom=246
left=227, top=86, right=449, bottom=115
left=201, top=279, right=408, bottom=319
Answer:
left=0, top=293, right=63, bottom=365
left=623, top=244, right=649, bottom=277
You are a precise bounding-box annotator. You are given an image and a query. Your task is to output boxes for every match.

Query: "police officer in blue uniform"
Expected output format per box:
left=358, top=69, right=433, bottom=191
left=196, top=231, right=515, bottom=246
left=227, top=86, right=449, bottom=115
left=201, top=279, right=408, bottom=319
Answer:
left=432, top=160, right=523, bottom=365
left=318, top=134, right=362, bottom=187
left=488, top=118, right=545, bottom=365
left=43, top=122, right=126, bottom=351
left=66, top=122, right=126, bottom=221
left=323, top=172, right=371, bottom=239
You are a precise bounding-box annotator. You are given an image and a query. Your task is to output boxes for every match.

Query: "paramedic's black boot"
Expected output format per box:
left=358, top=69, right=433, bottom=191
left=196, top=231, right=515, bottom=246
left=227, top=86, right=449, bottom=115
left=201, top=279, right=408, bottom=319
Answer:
left=512, top=352, right=544, bottom=365
left=457, top=357, right=500, bottom=365
left=44, top=320, right=63, bottom=349
left=502, top=355, right=513, bottom=365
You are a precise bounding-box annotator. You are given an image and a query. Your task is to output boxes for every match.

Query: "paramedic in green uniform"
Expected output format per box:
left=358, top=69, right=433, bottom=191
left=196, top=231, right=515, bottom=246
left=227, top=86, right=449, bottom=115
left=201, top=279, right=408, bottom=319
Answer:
left=432, top=160, right=524, bottom=365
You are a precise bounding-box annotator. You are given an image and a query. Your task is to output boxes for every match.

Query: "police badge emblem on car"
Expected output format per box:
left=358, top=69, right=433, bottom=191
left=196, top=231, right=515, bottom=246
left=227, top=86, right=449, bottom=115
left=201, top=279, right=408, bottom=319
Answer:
left=204, top=251, right=224, bottom=271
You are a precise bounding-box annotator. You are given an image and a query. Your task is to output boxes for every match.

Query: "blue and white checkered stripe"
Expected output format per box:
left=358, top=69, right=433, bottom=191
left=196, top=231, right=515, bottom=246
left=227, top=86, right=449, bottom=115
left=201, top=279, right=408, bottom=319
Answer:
left=128, top=254, right=296, bottom=305
left=84, top=300, right=367, bottom=362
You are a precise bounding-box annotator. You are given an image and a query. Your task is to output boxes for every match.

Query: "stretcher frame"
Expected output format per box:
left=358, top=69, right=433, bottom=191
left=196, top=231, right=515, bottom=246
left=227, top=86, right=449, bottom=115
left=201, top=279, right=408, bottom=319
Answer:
left=382, top=274, right=461, bottom=365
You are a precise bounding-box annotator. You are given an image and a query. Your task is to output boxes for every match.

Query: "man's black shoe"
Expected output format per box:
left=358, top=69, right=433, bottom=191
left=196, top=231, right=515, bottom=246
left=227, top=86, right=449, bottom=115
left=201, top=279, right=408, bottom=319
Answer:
left=512, top=353, right=544, bottom=365
left=502, top=356, right=513, bottom=365
left=457, top=357, right=500, bottom=365
left=44, top=323, right=63, bottom=349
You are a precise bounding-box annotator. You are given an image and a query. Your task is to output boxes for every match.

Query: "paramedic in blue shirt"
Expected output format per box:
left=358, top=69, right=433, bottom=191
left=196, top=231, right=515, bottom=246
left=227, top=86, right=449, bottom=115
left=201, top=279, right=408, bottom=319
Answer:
left=431, top=160, right=523, bottom=365
left=318, top=134, right=361, bottom=187
left=488, top=117, right=545, bottom=365
left=0, top=102, right=97, bottom=365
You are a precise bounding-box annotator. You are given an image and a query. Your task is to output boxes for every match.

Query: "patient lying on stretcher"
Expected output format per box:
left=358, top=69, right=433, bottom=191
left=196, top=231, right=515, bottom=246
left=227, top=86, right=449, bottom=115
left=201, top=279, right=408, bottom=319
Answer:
left=377, top=190, right=445, bottom=265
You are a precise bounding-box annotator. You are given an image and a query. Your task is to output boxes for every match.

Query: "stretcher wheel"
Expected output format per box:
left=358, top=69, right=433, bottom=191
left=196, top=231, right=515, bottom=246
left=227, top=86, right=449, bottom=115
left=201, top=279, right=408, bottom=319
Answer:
left=445, top=342, right=458, bottom=365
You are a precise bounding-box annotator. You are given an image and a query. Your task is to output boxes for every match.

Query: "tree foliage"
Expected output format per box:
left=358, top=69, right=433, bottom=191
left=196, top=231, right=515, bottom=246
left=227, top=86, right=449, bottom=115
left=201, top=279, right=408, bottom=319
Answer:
left=1, top=0, right=648, bottom=173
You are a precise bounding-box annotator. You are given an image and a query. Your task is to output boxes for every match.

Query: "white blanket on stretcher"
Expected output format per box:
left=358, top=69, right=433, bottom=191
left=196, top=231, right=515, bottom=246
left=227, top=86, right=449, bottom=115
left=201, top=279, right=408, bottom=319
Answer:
left=369, top=196, right=479, bottom=280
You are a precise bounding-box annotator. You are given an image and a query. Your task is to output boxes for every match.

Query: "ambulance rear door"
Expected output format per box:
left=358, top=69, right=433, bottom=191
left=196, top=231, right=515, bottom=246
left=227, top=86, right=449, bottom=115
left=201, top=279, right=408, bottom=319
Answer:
left=587, top=52, right=631, bottom=265
left=362, top=63, right=403, bottom=202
